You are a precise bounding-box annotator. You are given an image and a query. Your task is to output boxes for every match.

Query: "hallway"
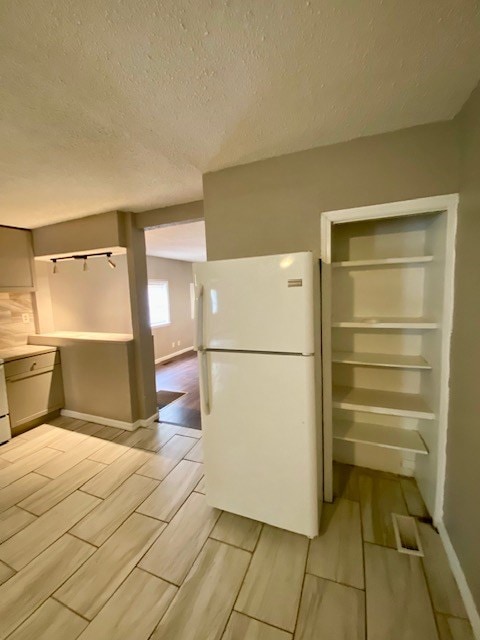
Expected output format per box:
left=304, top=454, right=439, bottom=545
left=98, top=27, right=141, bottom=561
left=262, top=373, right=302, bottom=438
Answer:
left=155, top=352, right=201, bottom=430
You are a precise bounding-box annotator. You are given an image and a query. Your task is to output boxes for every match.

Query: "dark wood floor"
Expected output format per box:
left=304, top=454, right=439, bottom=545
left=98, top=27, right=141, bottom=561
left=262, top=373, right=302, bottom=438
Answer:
left=155, top=352, right=201, bottom=430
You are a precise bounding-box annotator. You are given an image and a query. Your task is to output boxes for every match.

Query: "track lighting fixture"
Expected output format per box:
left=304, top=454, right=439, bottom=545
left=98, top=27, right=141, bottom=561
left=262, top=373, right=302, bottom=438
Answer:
left=49, top=251, right=118, bottom=272
left=106, top=252, right=116, bottom=269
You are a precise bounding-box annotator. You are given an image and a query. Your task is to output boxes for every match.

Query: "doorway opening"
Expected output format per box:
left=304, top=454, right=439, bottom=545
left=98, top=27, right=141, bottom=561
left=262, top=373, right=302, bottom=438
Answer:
left=144, top=220, right=206, bottom=430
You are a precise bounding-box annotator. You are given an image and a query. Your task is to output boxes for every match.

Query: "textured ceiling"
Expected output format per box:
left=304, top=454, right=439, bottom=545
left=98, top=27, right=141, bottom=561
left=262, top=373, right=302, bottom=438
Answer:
left=1, top=0, right=480, bottom=228
left=145, top=221, right=206, bottom=262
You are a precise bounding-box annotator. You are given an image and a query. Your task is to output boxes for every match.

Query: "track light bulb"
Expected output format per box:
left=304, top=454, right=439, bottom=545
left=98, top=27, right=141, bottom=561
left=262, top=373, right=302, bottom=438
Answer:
left=83, top=257, right=88, bottom=272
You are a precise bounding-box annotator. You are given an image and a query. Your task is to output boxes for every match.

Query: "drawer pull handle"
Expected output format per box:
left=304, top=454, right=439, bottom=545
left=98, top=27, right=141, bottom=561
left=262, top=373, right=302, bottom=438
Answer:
left=31, top=362, right=37, bottom=370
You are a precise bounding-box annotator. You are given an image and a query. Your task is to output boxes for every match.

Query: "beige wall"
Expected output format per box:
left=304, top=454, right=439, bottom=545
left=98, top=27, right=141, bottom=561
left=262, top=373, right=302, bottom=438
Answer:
left=33, top=210, right=126, bottom=257
left=203, top=121, right=459, bottom=261
left=444, top=83, right=480, bottom=609
left=35, top=254, right=132, bottom=334
left=146, top=256, right=194, bottom=361
left=136, top=200, right=204, bottom=230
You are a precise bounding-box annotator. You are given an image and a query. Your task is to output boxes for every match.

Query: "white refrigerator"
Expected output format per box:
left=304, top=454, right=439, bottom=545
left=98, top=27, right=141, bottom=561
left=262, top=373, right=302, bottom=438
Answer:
left=193, top=252, right=320, bottom=538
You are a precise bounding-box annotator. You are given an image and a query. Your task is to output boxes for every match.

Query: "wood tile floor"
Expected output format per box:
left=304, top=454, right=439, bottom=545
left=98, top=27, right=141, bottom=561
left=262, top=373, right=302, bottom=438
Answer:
left=0, top=418, right=474, bottom=640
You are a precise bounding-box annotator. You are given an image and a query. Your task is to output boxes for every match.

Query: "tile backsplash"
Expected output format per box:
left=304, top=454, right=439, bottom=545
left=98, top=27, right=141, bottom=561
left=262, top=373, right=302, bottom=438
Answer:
left=0, top=292, right=36, bottom=349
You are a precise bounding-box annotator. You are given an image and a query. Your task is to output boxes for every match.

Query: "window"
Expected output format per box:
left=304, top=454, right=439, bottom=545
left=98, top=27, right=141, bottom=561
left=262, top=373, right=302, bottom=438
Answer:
left=148, top=280, right=170, bottom=327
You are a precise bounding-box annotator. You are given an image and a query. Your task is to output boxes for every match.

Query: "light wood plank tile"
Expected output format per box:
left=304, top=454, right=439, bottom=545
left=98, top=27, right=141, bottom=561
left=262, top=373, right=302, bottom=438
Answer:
left=18, top=459, right=105, bottom=516
left=211, top=511, right=262, bottom=552
left=359, top=474, right=408, bottom=547
left=419, top=522, right=467, bottom=618
left=235, top=525, right=309, bottom=632
left=307, top=498, right=364, bottom=589
left=436, top=614, right=475, bottom=640
left=0, top=506, right=36, bottom=543
left=0, top=459, right=10, bottom=470
left=35, top=437, right=109, bottom=479
left=56, top=513, right=165, bottom=620
left=0, top=561, right=14, bottom=585
left=136, top=435, right=197, bottom=481
left=7, top=598, right=88, bottom=640
left=151, top=539, right=250, bottom=640
left=295, top=574, right=365, bottom=640
left=333, top=463, right=360, bottom=501
left=0, top=430, right=65, bottom=462
left=80, top=447, right=152, bottom=499
left=74, top=422, right=110, bottom=436
left=19, top=423, right=58, bottom=438
left=38, top=426, right=99, bottom=452
left=89, top=425, right=125, bottom=441
left=51, top=418, right=88, bottom=431
left=0, top=534, right=95, bottom=640
left=87, top=436, right=132, bottom=464
left=45, top=416, right=78, bottom=428
left=0, top=435, right=28, bottom=451
left=400, top=478, right=429, bottom=518
left=139, top=492, right=220, bottom=585
left=0, top=448, right=60, bottom=489
left=132, top=424, right=179, bottom=452
left=71, top=473, right=159, bottom=546
left=365, top=542, right=438, bottom=640
left=77, top=568, right=176, bottom=640
left=171, top=425, right=202, bottom=439
left=194, top=475, right=206, bottom=494
left=223, top=612, right=291, bottom=640
left=0, top=473, right=49, bottom=513
left=136, top=460, right=203, bottom=522
left=0, top=491, right=100, bottom=570
left=184, top=438, right=203, bottom=463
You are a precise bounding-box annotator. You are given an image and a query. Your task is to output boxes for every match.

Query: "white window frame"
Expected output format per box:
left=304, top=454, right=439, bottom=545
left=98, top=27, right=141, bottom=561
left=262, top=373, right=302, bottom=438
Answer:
left=147, top=279, right=171, bottom=328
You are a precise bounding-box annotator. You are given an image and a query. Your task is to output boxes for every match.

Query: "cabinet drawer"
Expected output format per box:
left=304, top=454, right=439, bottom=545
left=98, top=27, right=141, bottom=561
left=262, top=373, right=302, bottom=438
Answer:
left=6, top=365, right=64, bottom=429
left=4, top=351, right=60, bottom=379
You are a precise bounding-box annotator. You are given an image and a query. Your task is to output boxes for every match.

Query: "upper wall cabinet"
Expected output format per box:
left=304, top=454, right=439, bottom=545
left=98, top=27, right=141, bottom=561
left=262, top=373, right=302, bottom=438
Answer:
left=0, top=227, right=35, bottom=291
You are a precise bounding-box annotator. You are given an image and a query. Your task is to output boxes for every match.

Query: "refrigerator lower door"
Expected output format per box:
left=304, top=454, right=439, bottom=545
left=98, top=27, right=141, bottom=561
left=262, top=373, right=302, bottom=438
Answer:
left=200, top=350, right=319, bottom=537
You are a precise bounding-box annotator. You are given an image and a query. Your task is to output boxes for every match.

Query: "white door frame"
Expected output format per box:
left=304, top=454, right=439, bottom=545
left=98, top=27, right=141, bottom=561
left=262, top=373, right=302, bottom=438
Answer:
left=320, top=194, right=458, bottom=525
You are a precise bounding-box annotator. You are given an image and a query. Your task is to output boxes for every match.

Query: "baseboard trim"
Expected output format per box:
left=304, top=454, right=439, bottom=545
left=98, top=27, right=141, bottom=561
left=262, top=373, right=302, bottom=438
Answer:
left=155, top=346, right=194, bottom=365
left=437, top=520, right=480, bottom=639
left=60, top=409, right=157, bottom=432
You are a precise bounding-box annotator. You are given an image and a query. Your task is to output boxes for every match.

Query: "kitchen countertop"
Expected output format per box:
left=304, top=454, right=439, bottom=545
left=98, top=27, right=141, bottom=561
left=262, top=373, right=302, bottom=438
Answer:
left=29, top=331, right=134, bottom=344
left=0, top=344, right=58, bottom=363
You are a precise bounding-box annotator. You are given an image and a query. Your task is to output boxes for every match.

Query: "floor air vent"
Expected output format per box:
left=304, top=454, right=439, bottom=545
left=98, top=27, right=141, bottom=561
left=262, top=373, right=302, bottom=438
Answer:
left=392, top=514, right=424, bottom=557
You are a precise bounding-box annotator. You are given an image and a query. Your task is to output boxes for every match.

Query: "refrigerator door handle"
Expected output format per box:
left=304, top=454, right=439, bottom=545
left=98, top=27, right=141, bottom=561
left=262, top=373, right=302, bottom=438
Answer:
left=194, top=284, right=204, bottom=351
left=199, top=349, right=210, bottom=415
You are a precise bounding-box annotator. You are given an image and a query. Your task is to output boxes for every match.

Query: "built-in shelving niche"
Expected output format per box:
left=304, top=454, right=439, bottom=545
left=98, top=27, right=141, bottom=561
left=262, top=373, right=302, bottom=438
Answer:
left=321, top=197, right=458, bottom=522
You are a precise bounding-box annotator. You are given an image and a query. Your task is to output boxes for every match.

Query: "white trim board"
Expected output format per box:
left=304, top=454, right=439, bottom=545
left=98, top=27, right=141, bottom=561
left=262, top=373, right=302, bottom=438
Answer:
left=60, top=409, right=157, bottom=432
left=437, top=520, right=480, bottom=639
left=154, top=346, right=194, bottom=365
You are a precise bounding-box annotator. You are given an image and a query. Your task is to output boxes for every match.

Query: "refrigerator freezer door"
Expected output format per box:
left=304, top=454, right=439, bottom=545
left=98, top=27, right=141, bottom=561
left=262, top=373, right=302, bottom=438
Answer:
left=194, top=252, right=314, bottom=354
left=200, top=350, right=319, bottom=537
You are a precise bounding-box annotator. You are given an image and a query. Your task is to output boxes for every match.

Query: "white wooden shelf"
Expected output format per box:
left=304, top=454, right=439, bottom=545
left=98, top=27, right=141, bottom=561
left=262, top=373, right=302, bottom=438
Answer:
left=333, top=385, right=435, bottom=420
left=332, top=256, right=433, bottom=268
left=333, top=420, right=428, bottom=455
left=332, top=351, right=431, bottom=370
left=332, top=317, right=438, bottom=329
